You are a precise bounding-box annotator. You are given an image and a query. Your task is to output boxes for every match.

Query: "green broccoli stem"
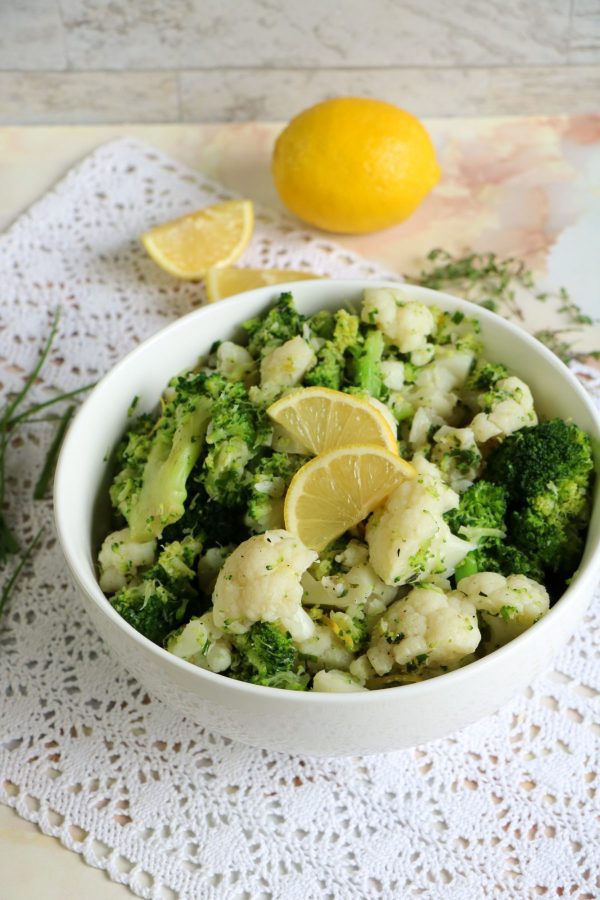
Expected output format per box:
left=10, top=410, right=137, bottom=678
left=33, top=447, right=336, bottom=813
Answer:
left=355, top=329, right=384, bottom=398
left=129, top=395, right=211, bottom=541
left=455, top=553, right=479, bottom=582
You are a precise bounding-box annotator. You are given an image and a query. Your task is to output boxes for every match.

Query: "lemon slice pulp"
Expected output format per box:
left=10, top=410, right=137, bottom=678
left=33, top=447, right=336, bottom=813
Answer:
left=284, top=444, right=415, bottom=551
left=268, top=386, right=398, bottom=456
left=141, top=200, right=254, bottom=280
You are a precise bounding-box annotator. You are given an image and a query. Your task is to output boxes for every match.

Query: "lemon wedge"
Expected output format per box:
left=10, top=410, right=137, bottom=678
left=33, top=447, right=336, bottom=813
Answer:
left=205, top=266, right=321, bottom=302
left=284, top=444, right=414, bottom=551
left=141, top=200, right=254, bottom=280
left=268, top=386, right=398, bottom=456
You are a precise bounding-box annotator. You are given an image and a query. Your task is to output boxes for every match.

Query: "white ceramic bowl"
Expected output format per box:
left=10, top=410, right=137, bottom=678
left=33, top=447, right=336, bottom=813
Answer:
left=55, top=281, right=600, bottom=757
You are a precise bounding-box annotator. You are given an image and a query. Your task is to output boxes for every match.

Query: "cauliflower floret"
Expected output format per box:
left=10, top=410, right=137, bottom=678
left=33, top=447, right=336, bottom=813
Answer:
left=216, top=341, right=256, bottom=384
left=301, top=560, right=398, bottom=612
left=434, top=348, right=475, bottom=390
left=408, top=406, right=445, bottom=450
left=260, top=336, right=316, bottom=389
left=470, top=376, right=537, bottom=444
left=431, top=425, right=482, bottom=493
left=165, top=611, right=232, bottom=673
left=405, top=358, right=465, bottom=424
left=349, top=653, right=376, bottom=684
left=98, top=528, right=157, bottom=594
left=197, top=545, right=233, bottom=594
left=212, top=529, right=316, bottom=641
left=312, top=669, right=368, bottom=692
left=410, top=344, right=436, bottom=367
left=335, top=539, right=369, bottom=569
left=367, top=585, right=480, bottom=676
left=362, top=290, right=435, bottom=353
left=297, top=624, right=354, bottom=670
left=457, top=572, right=550, bottom=649
left=380, top=360, right=405, bottom=391
left=366, top=456, right=473, bottom=586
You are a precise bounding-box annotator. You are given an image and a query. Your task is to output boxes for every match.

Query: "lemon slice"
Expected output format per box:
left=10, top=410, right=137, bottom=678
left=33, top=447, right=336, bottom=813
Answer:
left=268, top=386, right=398, bottom=456
left=141, top=200, right=254, bottom=279
left=205, top=266, right=321, bottom=302
left=284, top=444, right=415, bottom=551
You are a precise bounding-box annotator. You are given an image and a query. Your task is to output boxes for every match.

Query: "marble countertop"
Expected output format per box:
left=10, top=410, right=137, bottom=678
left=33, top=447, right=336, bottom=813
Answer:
left=1, top=116, right=599, bottom=899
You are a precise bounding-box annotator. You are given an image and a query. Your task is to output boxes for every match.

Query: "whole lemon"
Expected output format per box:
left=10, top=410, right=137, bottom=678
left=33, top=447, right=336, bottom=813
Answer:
left=272, top=97, right=441, bottom=234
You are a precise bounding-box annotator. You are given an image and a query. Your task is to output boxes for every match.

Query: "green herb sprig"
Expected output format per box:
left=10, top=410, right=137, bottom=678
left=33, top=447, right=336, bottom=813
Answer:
left=408, top=248, right=597, bottom=363
left=0, top=309, right=94, bottom=622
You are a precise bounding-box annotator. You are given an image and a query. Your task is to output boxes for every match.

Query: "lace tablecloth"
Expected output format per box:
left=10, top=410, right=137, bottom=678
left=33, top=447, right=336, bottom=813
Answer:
left=0, top=139, right=598, bottom=900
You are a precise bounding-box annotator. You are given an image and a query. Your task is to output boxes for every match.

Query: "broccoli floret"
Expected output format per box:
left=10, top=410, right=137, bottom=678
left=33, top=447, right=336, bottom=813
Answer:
left=486, top=418, right=594, bottom=576
left=110, top=535, right=202, bottom=643
left=351, top=328, right=385, bottom=398
left=244, top=452, right=303, bottom=533
left=307, top=309, right=335, bottom=339
left=304, top=309, right=362, bottom=390
left=467, top=362, right=509, bottom=391
left=230, top=621, right=309, bottom=690
left=455, top=541, right=543, bottom=584
left=243, top=292, right=305, bottom=358
left=161, top=479, right=245, bottom=549
left=111, top=377, right=211, bottom=542
left=446, top=482, right=542, bottom=582
left=333, top=310, right=361, bottom=353
left=109, top=413, right=155, bottom=521
left=490, top=543, right=544, bottom=582
left=200, top=373, right=271, bottom=506
left=304, top=341, right=344, bottom=389
left=445, top=481, right=508, bottom=534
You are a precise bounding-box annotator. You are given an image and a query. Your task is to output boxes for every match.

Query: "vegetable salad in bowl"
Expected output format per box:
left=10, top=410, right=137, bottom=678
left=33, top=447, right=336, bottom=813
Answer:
left=97, top=289, right=595, bottom=693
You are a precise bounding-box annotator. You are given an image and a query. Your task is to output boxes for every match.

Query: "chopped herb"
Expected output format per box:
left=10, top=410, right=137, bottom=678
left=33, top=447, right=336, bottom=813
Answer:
left=408, top=248, right=598, bottom=364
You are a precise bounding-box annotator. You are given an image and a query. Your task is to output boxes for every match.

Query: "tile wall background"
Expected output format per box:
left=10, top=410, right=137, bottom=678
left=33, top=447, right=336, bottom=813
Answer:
left=0, top=0, right=598, bottom=123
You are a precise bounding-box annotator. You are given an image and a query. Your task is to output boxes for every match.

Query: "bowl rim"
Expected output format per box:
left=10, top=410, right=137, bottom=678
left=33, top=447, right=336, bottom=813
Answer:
left=54, top=279, right=600, bottom=704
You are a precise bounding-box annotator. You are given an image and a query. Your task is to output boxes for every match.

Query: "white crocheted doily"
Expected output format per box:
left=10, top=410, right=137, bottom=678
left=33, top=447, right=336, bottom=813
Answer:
left=0, top=139, right=598, bottom=900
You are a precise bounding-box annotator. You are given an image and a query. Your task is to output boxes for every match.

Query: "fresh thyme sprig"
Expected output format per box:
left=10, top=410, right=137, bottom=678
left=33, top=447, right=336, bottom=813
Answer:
left=0, top=309, right=94, bottom=622
left=408, top=248, right=597, bottom=363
